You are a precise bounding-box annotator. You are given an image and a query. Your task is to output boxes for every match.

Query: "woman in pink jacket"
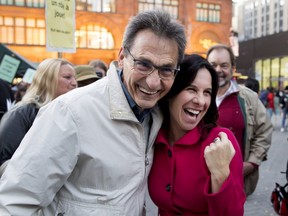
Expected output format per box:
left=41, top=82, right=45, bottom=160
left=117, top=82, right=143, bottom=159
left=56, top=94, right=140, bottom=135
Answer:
left=148, top=54, right=246, bottom=216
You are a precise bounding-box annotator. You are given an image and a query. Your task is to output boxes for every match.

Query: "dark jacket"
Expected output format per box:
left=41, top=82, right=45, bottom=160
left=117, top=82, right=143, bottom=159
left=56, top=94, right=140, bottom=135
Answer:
left=280, top=92, right=288, bottom=110
left=0, top=79, right=14, bottom=120
left=0, top=103, right=39, bottom=165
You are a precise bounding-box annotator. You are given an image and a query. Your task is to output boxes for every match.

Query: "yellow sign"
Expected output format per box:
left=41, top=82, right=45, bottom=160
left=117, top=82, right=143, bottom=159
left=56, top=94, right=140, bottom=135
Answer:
left=46, top=0, right=75, bottom=53
left=199, top=39, right=217, bottom=50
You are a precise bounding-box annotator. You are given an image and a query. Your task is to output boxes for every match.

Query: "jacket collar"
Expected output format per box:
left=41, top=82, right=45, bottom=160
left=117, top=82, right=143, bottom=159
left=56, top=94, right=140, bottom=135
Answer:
left=216, top=80, right=239, bottom=107
left=117, top=70, right=151, bottom=122
left=107, top=65, right=138, bottom=121
left=156, top=126, right=202, bottom=146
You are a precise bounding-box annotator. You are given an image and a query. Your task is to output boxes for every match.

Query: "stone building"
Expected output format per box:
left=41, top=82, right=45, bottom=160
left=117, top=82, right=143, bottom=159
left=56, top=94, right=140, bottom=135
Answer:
left=0, top=0, right=232, bottom=66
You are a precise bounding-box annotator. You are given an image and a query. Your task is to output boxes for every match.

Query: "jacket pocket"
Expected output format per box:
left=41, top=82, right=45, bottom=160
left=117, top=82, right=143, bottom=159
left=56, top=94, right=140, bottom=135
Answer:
left=55, top=198, right=125, bottom=216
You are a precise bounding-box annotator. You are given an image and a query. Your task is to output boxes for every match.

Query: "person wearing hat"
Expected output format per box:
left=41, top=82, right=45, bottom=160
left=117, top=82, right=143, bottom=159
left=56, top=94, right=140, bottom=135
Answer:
left=89, top=59, right=108, bottom=78
left=75, top=65, right=100, bottom=87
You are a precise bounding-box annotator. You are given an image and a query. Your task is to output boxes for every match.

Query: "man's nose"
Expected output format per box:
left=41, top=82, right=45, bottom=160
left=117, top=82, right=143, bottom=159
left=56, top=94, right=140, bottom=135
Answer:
left=146, top=69, right=161, bottom=89
left=215, top=65, right=222, bottom=72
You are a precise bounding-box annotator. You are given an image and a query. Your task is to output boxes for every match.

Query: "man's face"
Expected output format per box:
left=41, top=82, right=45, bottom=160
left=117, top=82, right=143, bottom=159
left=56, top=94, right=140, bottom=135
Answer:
left=118, top=29, right=179, bottom=110
left=207, top=48, right=234, bottom=88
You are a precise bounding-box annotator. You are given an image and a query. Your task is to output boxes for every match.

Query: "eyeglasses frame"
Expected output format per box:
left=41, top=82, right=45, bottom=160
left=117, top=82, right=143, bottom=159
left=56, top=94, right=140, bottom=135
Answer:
left=125, top=47, right=179, bottom=80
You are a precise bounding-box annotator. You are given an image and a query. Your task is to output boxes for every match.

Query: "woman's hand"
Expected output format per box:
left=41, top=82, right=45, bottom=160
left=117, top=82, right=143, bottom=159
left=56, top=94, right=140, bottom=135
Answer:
left=204, top=132, right=235, bottom=193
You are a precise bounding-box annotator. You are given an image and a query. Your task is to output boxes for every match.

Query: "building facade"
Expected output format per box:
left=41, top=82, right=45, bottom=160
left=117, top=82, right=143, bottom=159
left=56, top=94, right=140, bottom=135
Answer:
left=237, top=0, right=288, bottom=41
left=235, top=0, right=288, bottom=90
left=0, top=0, right=232, bottom=68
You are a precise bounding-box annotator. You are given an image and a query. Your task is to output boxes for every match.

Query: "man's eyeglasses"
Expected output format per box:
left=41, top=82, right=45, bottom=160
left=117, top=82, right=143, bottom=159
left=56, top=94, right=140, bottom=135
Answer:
left=125, top=48, right=179, bottom=81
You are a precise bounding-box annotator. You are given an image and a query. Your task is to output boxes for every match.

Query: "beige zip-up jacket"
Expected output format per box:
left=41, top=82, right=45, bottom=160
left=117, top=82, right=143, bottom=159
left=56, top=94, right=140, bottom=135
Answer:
left=0, top=67, right=163, bottom=215
left=236, top=84, right=273, bottom=195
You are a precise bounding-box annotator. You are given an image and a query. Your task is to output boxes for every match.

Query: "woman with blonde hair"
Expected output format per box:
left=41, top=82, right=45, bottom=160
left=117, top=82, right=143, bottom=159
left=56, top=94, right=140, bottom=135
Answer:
left=0, top=58, right=77, bottom=173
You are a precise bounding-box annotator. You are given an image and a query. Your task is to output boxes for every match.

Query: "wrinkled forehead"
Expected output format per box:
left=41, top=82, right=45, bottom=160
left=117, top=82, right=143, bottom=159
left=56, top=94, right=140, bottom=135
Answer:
left=131, top=30, right=179, bottom=65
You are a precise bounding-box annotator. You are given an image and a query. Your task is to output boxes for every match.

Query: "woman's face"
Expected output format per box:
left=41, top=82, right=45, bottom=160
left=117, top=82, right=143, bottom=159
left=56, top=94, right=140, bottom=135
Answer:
left=55, top=64, right=77, bottom=98
left=169, top=68, right=212, bottom=137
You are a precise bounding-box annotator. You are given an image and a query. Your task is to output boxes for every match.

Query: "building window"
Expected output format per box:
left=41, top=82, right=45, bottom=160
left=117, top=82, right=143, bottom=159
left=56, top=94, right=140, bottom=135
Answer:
left=266, top=22, right=269, bottom=33
left=271, top=58, right=280, bottom=87
left=0, top=17, right=14, bottom=44
left=0, top=0, right=12, bottom=5
left=255, top=60, right=262, bottom=85
left=27, top=0, right=45, bottom=7
left=15, top=18, right=25, bottom=44
left=0, top=16, right=45, bottom=45
left=263, top=59, right=270, bottom=88
left=279, top=20, right=283, bottom=32
left=196, top=3, right=221, bottom=23
left=0, top=0, right=45, bottom=7
left=76, top=0, right=116, bottom=12
left=138, top=0, right=179, bottom=19
left=280, top=56, right=288, bottom=87
left=76, top=25, right=114, bottom=49
left=26, top=18, right=45, bottom=45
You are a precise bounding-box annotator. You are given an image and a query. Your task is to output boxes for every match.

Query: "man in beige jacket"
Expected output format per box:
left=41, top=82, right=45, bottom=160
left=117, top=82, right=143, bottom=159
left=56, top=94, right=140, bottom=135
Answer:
left=207, top=44, right=273, bottom=196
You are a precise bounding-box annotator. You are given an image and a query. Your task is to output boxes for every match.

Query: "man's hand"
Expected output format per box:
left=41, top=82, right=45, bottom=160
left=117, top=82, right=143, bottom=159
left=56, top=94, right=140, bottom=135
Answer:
left=243, top=162, right=256, bottom=177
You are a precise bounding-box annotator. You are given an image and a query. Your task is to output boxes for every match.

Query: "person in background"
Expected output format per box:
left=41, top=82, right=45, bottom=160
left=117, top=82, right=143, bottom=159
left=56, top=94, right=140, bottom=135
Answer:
left=244, top=77, right=259, bottom=94
left=273, top=89, right=281, bottom=129
left=206, top=44, right=273, bottom=196
left=280, top=86, right=288, bottom=132
left=89, top=59, right=108, bottom=78
left=0, top=58, right=77, bottom=175
left=259, top=87, right=269, bottom=107
left=12, top=81, right=30, bottom=104
left=75, top=65, right=100, bottom=87
left=0, top=79, right=14, bottom=120
left=266, top=87, right=275, bottom=119
left=0, top=10, right=186, bottom=215
left=148, top=54, right=245, bottom=215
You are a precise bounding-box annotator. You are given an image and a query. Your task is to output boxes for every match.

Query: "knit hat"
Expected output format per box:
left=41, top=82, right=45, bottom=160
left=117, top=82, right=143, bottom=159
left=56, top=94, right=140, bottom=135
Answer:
left=75, top=65, right=100, bottom=81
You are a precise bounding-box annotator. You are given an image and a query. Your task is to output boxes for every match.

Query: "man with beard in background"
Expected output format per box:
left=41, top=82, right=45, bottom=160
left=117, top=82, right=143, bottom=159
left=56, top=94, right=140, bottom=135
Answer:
left=206, top=44, right=273, bottom=196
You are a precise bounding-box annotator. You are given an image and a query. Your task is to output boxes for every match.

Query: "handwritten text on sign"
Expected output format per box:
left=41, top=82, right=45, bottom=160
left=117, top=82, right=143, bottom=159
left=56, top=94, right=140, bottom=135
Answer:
left=46, top=0, right=75, bottom=53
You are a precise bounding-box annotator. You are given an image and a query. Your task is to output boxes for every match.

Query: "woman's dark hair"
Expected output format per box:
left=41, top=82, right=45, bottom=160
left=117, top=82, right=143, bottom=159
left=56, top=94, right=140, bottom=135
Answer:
left=160, top=54, right=219, bottom=138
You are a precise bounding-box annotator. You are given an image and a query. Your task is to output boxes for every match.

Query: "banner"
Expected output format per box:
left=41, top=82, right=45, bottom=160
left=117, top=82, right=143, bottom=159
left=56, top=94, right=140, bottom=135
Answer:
left=0, top=55, right=20, bottom=83
left=22, top=68, right=37, bottom=84
left=46, top=0, right=75, bottom=53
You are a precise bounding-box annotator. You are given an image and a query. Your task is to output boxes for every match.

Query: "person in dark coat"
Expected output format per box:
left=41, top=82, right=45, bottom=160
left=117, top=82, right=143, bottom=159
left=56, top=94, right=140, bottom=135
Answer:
left=0, top=58, right=77, bottom=171
left=0, top=79, right=14, bottom=120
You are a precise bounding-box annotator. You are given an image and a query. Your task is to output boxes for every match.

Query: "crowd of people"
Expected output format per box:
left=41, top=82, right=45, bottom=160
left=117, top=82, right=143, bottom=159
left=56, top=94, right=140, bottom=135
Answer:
left=0, top=9, right=277, bottom=216
left=245, top=79, right=288, bottom=132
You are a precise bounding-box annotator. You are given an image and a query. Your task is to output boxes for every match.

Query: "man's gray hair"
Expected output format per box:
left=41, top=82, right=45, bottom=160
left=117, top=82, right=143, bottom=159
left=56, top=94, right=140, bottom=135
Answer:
left=122, top=10, right=187, bottom=64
